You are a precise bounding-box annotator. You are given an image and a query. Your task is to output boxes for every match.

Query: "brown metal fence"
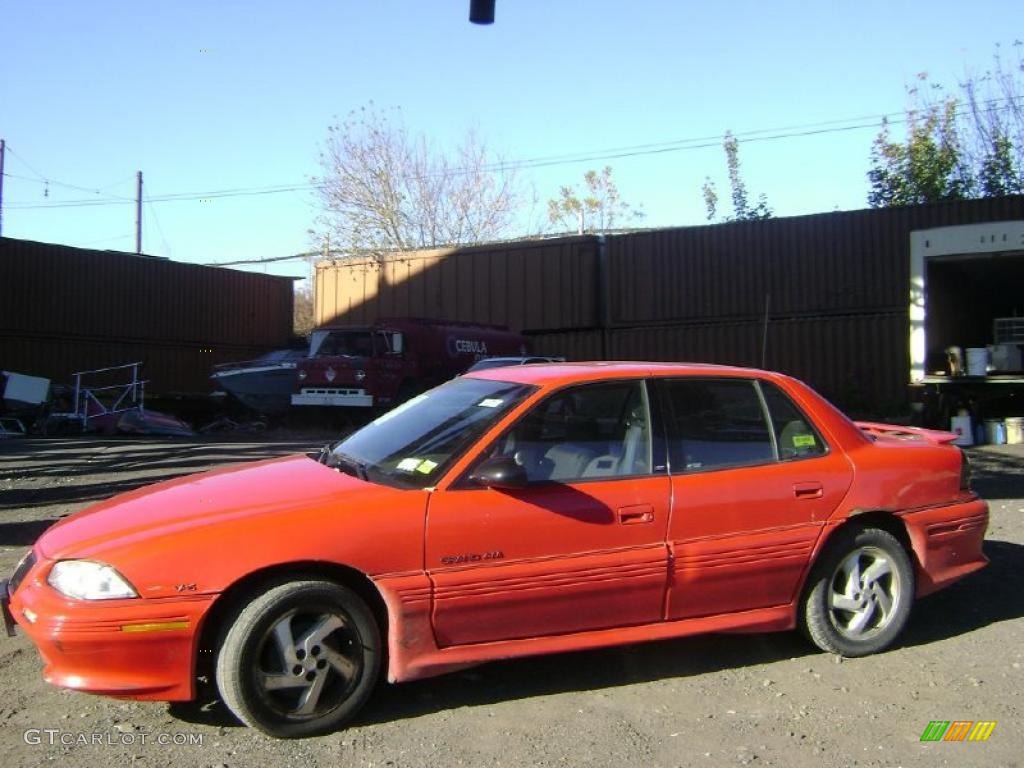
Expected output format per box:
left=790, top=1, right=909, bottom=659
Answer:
left=526, top=312, right=907, bottom=413
left=1, top=238, right=295, bottom=393
left=316, top=236, right=600, bottom=332
left=607, top=197, right=1024, bottom=325
left=309, top=196, right=1024, bottom=412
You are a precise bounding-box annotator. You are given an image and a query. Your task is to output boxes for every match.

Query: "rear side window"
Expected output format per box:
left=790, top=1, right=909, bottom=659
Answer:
left=663, top=379, right=774, bottom=473
left=760, top=381, right=827, bottom=459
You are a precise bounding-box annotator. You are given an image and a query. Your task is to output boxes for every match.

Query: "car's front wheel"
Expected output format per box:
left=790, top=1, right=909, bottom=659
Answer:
left=801, top=526, right=914, bottom=657
left=215, top=579, right=381, bottom=738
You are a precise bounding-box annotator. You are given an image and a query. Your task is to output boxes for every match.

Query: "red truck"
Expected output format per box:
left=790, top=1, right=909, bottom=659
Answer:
left=291, top=318, right=527, bottom=408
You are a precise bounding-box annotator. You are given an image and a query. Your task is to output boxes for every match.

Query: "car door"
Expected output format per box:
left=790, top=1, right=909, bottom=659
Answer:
left=425, top=379, right=671, bottom=647
left=659, top=377, right=853, bottom=620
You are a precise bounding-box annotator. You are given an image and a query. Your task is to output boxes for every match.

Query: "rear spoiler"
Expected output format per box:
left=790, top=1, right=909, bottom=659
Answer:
left=855, top=421, right=960, bottom=445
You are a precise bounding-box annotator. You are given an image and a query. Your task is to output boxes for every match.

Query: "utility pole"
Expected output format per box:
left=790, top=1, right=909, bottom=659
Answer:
left=0, top=139, right=6, bottom=239
left=135, top=171, right=143, bottom=254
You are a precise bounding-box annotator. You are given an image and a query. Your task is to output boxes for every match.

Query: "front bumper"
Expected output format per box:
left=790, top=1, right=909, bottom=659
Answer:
left=8, top=567, right=215, bottom=701
left=291, top=387, right=373, bottom=407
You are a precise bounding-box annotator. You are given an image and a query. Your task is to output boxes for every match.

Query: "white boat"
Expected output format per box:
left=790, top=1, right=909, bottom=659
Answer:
left=210, top=349, right=306, bottom=414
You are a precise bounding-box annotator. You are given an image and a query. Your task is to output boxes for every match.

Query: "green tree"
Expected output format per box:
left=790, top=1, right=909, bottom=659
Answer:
left=979, top=133, right=1019, bottom=196
left=702, top=131, right=772, bottom=222
left=868, top=44, right=1023, bottom=207
left=547, top=166, right=644, bottom=234
left=868, top=95, right=970, bottom=206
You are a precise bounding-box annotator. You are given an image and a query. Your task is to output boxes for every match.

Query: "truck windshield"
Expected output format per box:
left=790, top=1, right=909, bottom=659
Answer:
left=313, top=330, right=375, bottom=357
left=331, top=377, right=536, bottom=489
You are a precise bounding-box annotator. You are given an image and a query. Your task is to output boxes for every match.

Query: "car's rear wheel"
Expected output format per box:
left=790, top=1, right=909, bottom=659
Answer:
left=215, top=579, right=381, bottom=738
left=800, top=526, right=914, bottom=657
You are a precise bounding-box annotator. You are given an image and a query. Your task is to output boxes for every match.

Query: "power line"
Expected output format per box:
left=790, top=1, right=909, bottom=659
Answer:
left=146, top=199, right=173, bottom=257
left=3, top=144, right=135, bottom=199
left=3, top=113, right=908, bottom=210
left=4, top=97, right=1022, bottom=212
left=5, top=182, right=319, bottom=209
left=202, top=251, right=317, bottom=267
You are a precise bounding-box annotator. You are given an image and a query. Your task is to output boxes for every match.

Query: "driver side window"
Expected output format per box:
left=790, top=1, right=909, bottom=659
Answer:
left=488, top=381, right=652, bottom=483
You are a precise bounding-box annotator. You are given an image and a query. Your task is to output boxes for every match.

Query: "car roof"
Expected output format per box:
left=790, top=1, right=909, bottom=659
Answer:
left=464, top=360, right=778, bottom=387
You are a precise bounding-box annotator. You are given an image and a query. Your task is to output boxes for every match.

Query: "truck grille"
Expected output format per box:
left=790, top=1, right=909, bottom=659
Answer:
left=9, top=550, right=37, bottom=596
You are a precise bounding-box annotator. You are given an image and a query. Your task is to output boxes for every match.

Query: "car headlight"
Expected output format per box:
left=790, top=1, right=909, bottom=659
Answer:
left=47, top=560, right=138, bottom=600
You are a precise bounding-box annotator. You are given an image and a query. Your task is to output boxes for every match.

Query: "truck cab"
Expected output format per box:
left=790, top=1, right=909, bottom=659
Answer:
left=291, top=318, right=526, bottom=408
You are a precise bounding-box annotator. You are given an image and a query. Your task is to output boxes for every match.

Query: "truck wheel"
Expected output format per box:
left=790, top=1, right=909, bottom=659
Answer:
left=216, top=580, right=381, bottom=738
left=800, top=526, right=914, bottom=657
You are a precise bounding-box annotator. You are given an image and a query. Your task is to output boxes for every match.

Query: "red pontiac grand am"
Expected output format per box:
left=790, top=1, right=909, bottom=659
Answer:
left=3, top=363, right=988, bottom=737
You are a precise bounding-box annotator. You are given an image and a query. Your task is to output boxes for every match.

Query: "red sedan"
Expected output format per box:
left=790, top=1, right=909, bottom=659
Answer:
left=3, top=363, right=988, bottom=737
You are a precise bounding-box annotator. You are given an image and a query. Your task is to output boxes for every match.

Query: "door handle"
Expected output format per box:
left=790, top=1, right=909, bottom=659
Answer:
left=617, top=505, right=654, bottom=524
left=793, top=482, right=824, bottom=499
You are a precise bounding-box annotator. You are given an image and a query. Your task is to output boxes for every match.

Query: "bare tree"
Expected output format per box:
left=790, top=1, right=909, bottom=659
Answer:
left=960, top=42, right=1024, bottom=195
left=293, top=282, right=316, bottom=336
left=547, top=166, right=644, bottom=234
left=311, top=104, right=521, bottom=259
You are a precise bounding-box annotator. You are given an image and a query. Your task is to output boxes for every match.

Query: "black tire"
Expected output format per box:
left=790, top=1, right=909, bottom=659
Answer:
left=800, top=526, right=914, bottom=657
left=215, top=579, right=382, bottom=738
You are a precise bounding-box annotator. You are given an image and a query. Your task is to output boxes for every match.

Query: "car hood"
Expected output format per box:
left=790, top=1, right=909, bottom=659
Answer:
left=35, top=455, right=369, bottom=561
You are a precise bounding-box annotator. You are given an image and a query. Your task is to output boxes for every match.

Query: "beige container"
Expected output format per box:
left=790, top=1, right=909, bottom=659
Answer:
left=1006, top=417, right=1024, bottom=445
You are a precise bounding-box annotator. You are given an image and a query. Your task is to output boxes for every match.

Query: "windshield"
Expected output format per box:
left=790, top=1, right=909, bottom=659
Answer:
left=467, top=358, right=518, bottom=372
left=332, top=377, right=536, bottom=489
left=312, top=330, right=375, bottom=357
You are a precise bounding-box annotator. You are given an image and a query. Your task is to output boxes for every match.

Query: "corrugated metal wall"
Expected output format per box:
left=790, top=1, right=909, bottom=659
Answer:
left=316, top=237, right=600, bottom=332
left=313, top=196, right=1024, bottom=412
left=526, top=313, right=907, bottom=411
left=608, top=197, right=1024, bottom=325
left=0, top=238, right=295, bottom=393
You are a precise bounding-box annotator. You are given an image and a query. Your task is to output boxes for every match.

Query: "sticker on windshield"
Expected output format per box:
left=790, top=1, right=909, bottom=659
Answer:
left=396, top=457, right=422, bottom=472
left=792, top=434, right=817, bottom=448
left=416, top=459, right=438, bottom=474
left=478, top=398, right=504, bottom=408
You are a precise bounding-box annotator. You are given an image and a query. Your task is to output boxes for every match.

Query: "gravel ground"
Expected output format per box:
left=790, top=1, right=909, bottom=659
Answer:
left=1, top=436, right=1021, bottom=768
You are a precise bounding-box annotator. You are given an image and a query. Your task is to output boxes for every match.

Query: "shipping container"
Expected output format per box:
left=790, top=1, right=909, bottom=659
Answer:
left=526, top=329, right=605, bottom=362
left=0, top=238, right=295, bottom=393
left=607, top=196, right=1024, bottom=326
left=310, top=196, right=1024, bottom=413
left=315, top=237, right=600, bottom=332
left=528, top=314, right=907, bottom=415
left=604, top=313, right=908, bottom=414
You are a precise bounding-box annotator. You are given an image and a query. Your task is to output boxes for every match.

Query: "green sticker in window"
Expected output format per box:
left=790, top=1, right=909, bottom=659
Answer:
left=792, top=434, right=816, bottom=448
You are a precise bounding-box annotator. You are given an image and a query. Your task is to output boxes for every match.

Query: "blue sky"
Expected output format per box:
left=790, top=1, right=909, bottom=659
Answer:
left=1, top=1, right=1018, bottom=284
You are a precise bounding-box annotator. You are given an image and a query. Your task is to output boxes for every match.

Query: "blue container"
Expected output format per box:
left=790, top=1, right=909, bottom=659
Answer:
left=984, top=419, right=1007, bottom=445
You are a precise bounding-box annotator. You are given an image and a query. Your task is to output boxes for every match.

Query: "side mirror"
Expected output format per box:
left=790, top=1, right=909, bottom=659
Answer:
left=468, top=456, right=528, bottom=490
left=391, top=332, right=404, bottom=355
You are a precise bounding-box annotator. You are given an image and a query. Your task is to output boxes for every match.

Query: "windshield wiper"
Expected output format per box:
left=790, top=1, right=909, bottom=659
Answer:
left=326, top=450, right=369, bottom=482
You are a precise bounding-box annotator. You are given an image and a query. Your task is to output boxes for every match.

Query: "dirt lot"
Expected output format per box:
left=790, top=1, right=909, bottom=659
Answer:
left=1, top=436, right=1021, bottom=768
